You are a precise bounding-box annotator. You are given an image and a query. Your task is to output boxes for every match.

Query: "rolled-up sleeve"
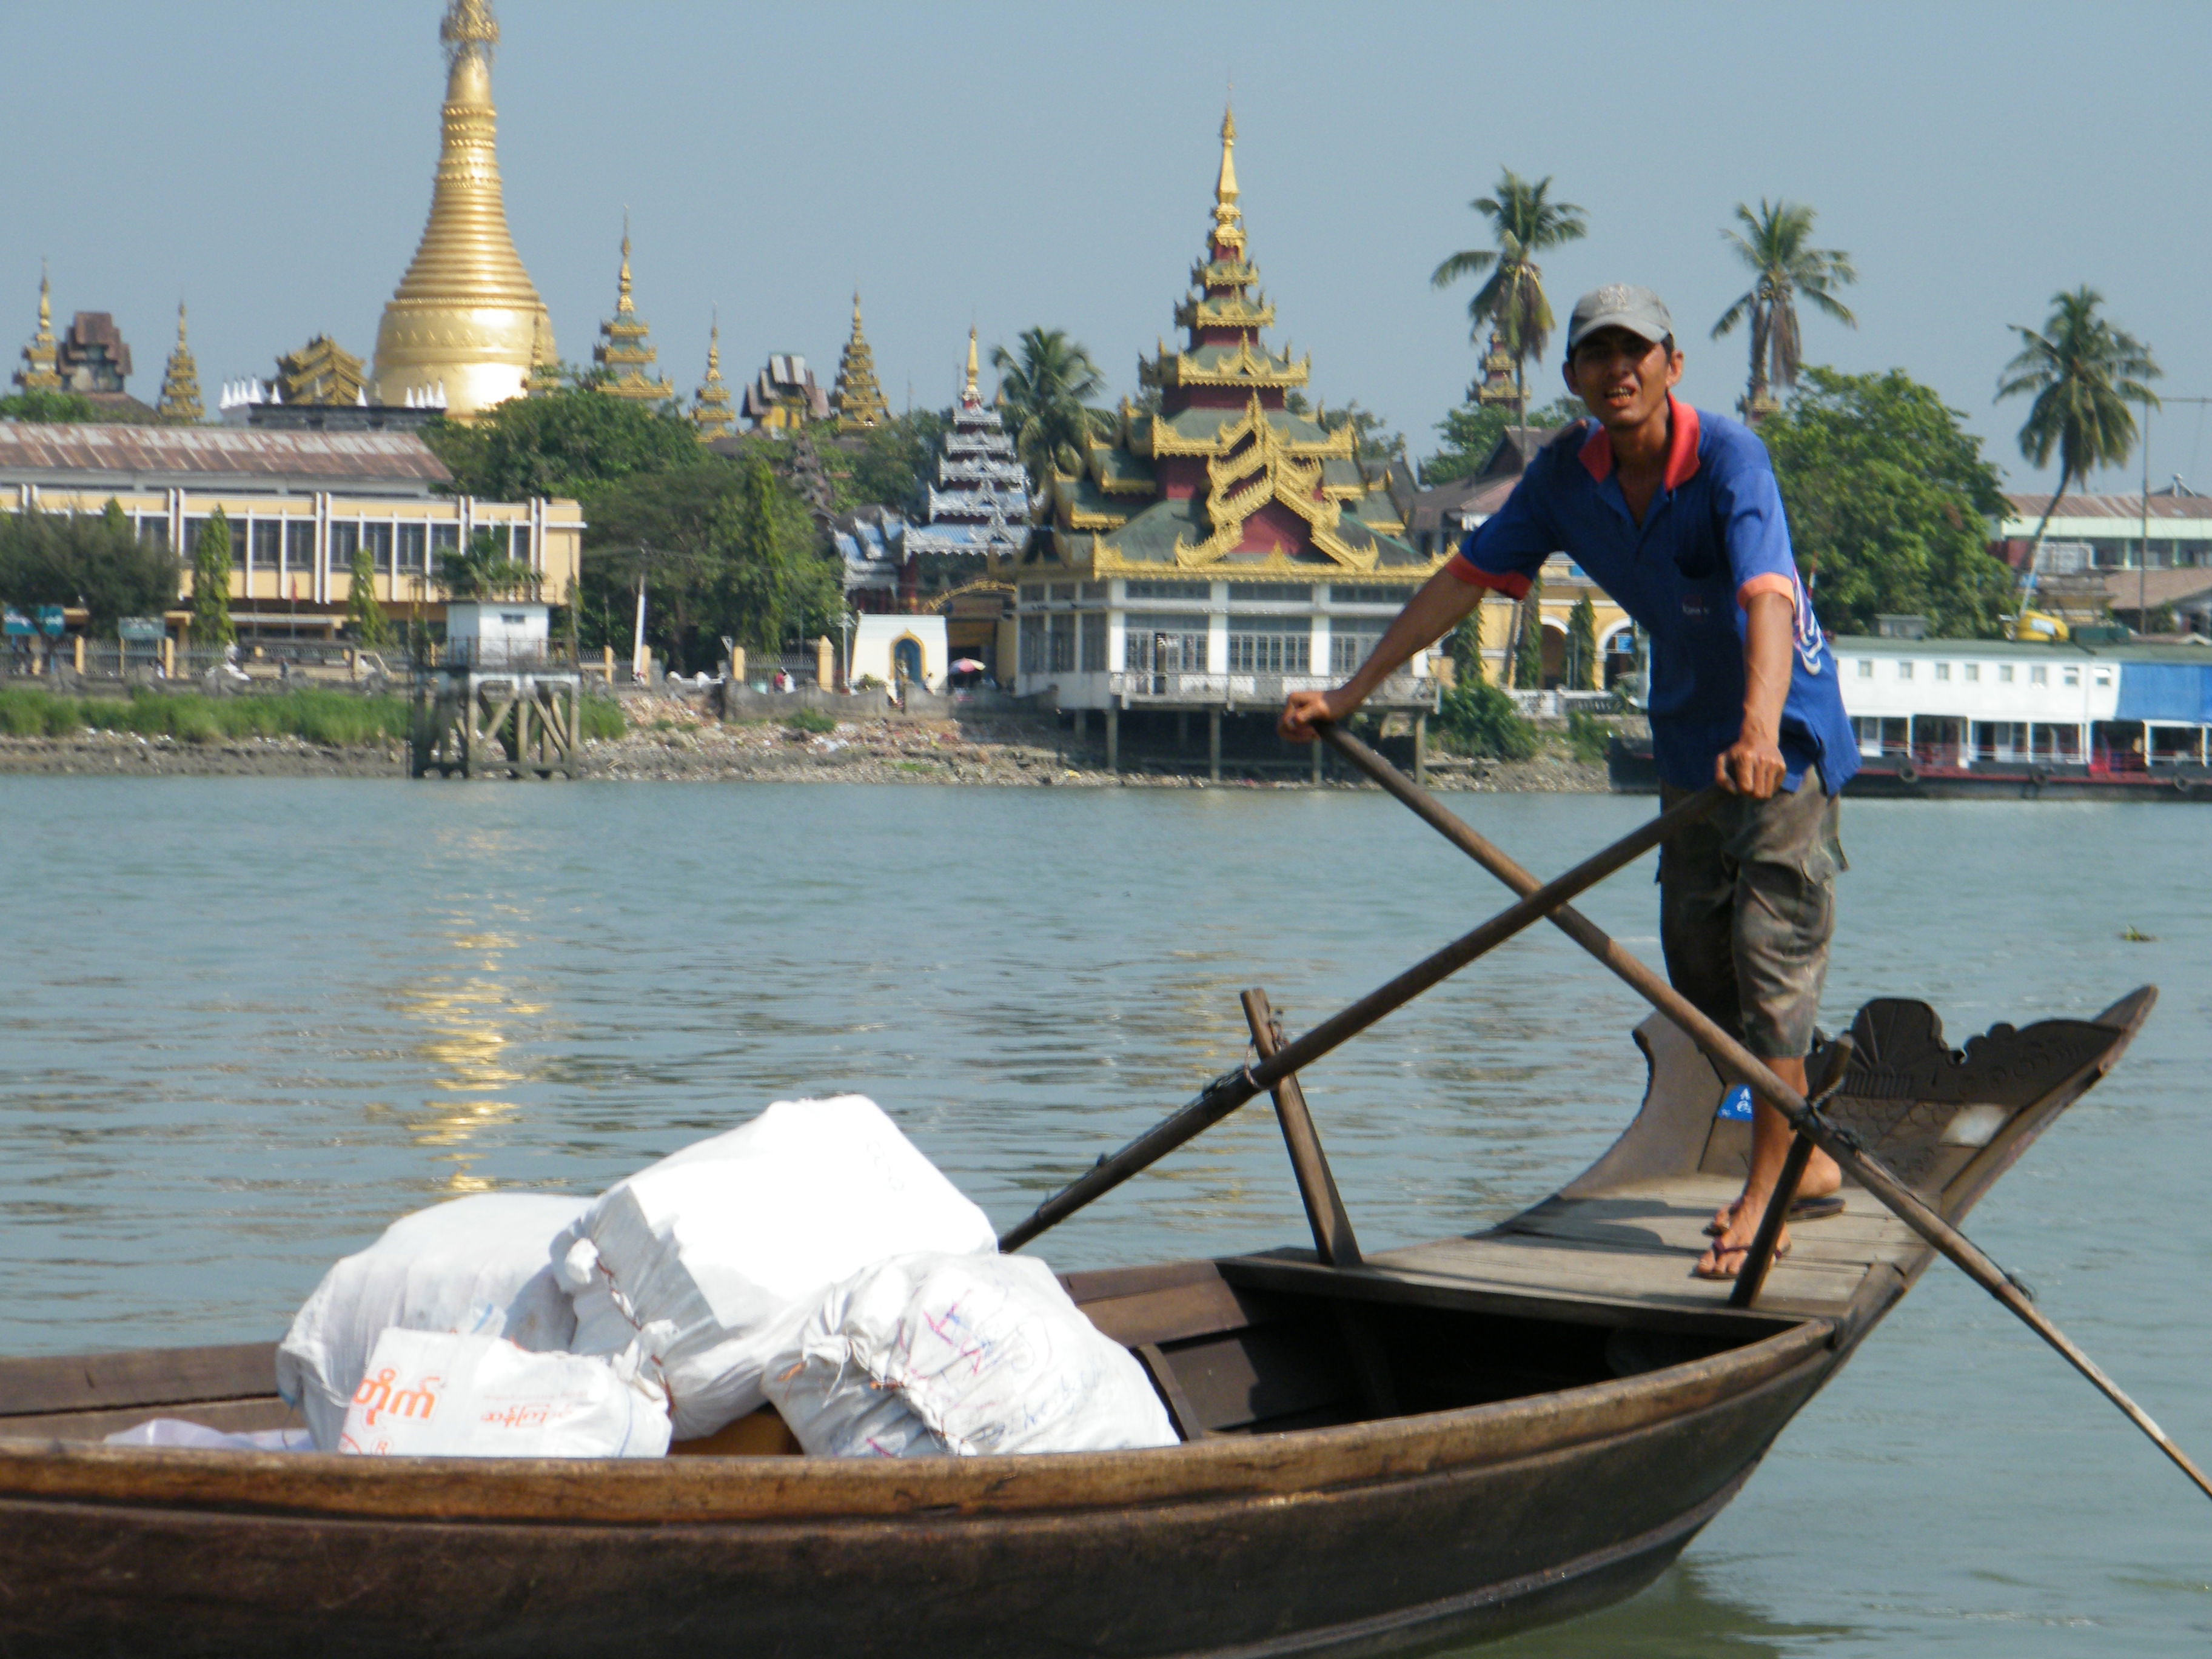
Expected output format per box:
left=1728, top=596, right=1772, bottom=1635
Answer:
left=1710, top=441, right=1800, bottom=609
left=1449, top=464, right=1559, bottom=600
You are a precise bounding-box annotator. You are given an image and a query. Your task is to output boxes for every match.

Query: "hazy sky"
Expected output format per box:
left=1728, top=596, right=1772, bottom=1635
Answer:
left=3, top=1, right=2205, bottom=494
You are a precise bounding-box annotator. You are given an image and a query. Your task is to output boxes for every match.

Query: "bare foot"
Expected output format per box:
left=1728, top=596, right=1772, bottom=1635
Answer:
left=1708, top=1147, right=1844, bottom=1235
left=1695, top=1214, right=1789, bottom=1280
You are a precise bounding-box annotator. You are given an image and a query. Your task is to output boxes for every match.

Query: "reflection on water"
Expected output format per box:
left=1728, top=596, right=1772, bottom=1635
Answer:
left=380, top=912, right=552, bottom=1191
left=1469, top=1561, right=1856, bottom=1659
left=1, top=779, right=2209, bottom=1657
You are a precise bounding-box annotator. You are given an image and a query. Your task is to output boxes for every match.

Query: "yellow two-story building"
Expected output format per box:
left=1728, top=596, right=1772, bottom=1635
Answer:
left=0, top=421, right=581, bottom=638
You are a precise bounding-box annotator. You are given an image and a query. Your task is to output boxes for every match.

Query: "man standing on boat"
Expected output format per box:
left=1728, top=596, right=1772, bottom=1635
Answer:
left=1280, top=285, right=1858, bottom=1279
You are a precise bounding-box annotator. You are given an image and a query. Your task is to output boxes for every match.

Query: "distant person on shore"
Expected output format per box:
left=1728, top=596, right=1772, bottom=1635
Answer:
left=1279, top=284, right=1858, bottom=1279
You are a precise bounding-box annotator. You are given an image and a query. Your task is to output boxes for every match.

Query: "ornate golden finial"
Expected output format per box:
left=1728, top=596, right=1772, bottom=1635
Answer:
left=964, top=327, right=980, bottom=401
left=691, top=311, right=734, bottom=440
left=13, top=262, right=61, bottom=395
left=156, top=301, right=203, bottom=422
left=372, top=0, right=548, bottom=414
left=523, top=312, right=560, bottom=395
left=1215, top=101, right=1240, bottom=223
left=440, top=0, right=498, bottom=64
left=593, top=220, right=672, bottom=403
left=831, top=290, right=890, bottom=431
left=616, top=212, right=635, bottom=317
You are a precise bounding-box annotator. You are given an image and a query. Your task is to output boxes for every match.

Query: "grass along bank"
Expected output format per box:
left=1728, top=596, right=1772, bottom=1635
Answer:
left=0, top=687, right=627, bottom=748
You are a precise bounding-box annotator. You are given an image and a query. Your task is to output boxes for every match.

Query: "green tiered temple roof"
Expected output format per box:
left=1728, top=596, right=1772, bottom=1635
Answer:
left=1029, top=106, right=1424, bottom=588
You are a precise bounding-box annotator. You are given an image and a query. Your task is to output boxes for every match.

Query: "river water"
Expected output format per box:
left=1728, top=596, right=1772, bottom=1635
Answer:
left=1, top=776, right=2205, bottom=1654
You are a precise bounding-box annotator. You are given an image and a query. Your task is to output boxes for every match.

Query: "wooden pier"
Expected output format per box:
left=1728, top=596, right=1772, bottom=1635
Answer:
left=410, top=660, right=583, bottom=780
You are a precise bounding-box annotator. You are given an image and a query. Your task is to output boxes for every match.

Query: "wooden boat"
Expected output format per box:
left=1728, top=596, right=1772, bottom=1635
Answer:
left=0, top=988, right=2151, bottom=1658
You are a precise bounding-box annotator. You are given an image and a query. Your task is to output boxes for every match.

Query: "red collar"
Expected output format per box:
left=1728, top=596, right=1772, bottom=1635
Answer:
left=1577, top=396, right=1701, bottom=492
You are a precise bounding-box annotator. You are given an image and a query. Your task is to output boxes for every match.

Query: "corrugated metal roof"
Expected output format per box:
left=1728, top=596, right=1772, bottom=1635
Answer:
left=0, top=420, right=451, bottom=484
left=2002, top=491, right=2212, bottom=522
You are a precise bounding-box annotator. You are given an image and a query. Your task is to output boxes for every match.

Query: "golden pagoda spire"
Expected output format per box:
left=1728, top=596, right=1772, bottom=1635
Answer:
left=1214, top=102, right=1240, bottom=227
left=370, top=0, right=551, bottom=417
left=616, top=213, right=635, bottom=317
left=523, top=311, right=561, bottom=396
left=963, top=327, right=980, bottom=403
left=691, top=313, right=734, bottom=440
left=156, top=302, right=203, bottom=423
left=831, top=288, right=890, bottom=431
left=13, top=262, right=61, bottom=395
left=592, top=218, right=674, bottom=404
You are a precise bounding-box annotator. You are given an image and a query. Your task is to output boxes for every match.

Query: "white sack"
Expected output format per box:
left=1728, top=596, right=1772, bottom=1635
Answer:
left=338, top=1329, right=671, bottom=1459
left=762, top=1252, right=1179, bottom=1458
left=106, top=1419, right=314, bottom=1452
left=554, top=1095, right=996, bottom=1439
left=276, top=1193, right=588, bottom=1451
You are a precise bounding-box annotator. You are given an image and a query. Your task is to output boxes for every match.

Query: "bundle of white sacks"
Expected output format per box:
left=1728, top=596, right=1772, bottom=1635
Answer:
left=265, top=1096, right=1176, bottom=1461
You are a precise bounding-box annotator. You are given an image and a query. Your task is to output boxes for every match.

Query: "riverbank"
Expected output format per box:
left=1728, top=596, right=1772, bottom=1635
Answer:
left=0, top=709, right=1614, bottom=791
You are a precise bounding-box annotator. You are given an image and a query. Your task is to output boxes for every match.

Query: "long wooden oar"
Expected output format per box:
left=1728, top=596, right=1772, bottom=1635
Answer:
left=994, top=785, right=1726, bottom=1253
left=1316, top=720, right=2212, bottom=1504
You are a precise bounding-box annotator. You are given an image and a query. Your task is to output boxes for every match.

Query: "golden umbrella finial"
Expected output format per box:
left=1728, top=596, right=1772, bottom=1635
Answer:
left=440, top=0, right=498, bottom=62
left=1215, top=99, right=1239, bottom=221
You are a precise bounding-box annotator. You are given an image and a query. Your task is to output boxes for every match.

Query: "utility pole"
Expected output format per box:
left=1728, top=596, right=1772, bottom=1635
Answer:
left=2137, top=396, right=2212, bottom=634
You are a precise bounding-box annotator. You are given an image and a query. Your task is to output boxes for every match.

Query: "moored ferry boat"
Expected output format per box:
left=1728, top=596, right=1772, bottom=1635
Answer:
left=1609, top=634, right=2212, bottom=799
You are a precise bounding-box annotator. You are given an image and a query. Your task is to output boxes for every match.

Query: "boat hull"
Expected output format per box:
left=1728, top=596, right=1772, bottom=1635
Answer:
left=0, top=1322, right=1834, bottom=1659
left=1606, top=734, right=2212, bottom=800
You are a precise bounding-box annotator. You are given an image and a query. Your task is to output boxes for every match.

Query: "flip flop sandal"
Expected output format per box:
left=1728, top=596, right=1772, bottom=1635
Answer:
left=1704, top=1193, right=1846, bottom=1236
left=1694, top=1236, right=1791, bottom=1282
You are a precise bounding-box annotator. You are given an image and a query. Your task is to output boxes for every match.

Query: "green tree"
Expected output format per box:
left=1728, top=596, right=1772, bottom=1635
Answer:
left=0, top=500, right=178, bottom=632
left=714, top=457, right=842, bottom=655
left=1421, top=396, right=1583, bottom=485
left=990, top=327, right=1105, bottom=484
left=1446, top=615, right=1486, bottom=683
left=346, top=546, right=391, bottom=648
left=420, top=387, right=702, bottom=500
left=835, top=408, right=949, bottom=512
left=0, top=389, right=98, bottom=423
left=581, top=458, right=744, bottom=668
left=1435, top=676, right=1538, bottom=760
left=1431, top=170, right=1587, bottom=423
left=1761, top=366, right=2013, bottom=637
left=1997, top=286, right=2160, bottom=555
left=437, top=528, right=539, bottom=601
left=1511, top=569, right=1544, bottom=688
left=189, top=508, right=234, bottom=645
left=1711, top=199, right=1857, bottom=420
left=1315, top=400, right=1404, bottom=462
left=1567, top=594, right=1598, bottom=690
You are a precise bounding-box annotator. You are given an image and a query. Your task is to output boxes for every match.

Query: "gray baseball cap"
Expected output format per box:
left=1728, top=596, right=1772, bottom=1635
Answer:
left=1566, top=285, right=1674, bottom=356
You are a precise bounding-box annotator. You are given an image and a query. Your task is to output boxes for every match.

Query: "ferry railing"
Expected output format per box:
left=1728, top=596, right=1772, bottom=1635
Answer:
left=1105, top=669, right=1437, bottom=710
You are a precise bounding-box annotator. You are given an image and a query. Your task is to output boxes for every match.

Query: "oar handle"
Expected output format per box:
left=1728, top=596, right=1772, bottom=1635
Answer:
left=1316, top=720, right=2212, bottom=1504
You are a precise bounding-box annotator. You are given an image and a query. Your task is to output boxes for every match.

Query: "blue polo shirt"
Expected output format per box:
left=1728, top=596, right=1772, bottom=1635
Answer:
left=1453, top=398, right=1857, bottom=794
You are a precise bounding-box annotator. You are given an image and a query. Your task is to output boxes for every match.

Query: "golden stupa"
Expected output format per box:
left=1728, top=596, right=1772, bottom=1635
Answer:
left=369, top=0, right=552, bottom=417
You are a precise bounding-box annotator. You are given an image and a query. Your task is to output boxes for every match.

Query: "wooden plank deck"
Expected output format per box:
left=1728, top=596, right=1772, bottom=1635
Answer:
left=1364, top=1174, right=1923, bottom=1322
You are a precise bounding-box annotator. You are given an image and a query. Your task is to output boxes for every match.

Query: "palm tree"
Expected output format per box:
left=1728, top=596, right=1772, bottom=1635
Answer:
left=1711, top=199, right=1856, bottom=422
left=1997, top=286, right=2160, bottom=557
left=1431, top=170, right=1587, bottom=424
left=990, top=327, right=1105, bottom=484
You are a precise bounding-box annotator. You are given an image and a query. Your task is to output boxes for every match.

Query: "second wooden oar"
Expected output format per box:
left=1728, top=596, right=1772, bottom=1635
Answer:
left=994, top=783, right=1724, bottom=1253
left=1315, top=720, right=2212, bottom=1505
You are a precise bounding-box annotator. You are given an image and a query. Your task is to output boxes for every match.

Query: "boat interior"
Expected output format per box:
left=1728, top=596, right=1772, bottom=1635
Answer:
left=0, top=991, right=2149, bottom=1452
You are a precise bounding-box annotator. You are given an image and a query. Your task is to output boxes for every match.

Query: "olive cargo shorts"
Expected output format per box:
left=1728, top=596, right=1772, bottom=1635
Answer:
left=1658, top=781, right=1845, bottom=1061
